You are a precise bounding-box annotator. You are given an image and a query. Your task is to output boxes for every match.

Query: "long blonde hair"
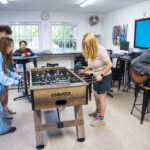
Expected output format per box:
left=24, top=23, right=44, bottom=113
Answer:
left=0, top=36, right=13, bottom=74
left=82, top=33, right=98, bottom=61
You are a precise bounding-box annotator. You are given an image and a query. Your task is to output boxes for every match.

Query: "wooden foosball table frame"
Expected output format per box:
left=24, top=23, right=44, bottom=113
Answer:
left=30, top=67, right=88, bottom=149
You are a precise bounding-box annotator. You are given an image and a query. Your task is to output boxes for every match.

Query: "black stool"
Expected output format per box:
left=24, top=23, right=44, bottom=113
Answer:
left=130, top=84, right=150, bottom=124
left=47, top=62, right=59, bottom=67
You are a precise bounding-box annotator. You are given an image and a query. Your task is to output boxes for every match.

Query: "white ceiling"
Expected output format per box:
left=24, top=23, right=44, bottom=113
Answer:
left=0, top=0, right=145, bottom=13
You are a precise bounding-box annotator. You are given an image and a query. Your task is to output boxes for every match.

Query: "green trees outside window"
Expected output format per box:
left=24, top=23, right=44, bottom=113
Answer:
left=52, top=25, right=77, bottom=52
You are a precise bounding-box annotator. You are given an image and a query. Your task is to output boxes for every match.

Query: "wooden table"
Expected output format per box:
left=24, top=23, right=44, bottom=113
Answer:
left=30, top=67, right=88, bottom=149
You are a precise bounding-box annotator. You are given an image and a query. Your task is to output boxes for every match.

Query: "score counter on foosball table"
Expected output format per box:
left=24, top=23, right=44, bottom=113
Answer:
left=30, top=67, right=88, bottom=149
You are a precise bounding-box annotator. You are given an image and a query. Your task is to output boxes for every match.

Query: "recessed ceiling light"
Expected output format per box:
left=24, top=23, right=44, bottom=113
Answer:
left=80, top=0, right=96, bottom=8
left=0, top=0, right=8, bottom=4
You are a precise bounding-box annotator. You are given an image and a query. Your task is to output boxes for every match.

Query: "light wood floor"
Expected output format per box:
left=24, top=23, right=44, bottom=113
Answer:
left=0, top=87, right=150, bottom=150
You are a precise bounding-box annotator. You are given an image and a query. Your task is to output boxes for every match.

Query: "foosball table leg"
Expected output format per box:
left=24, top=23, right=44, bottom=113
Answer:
left=34, top=110, right=45, bottom=149
left=74, top=105, right=85, bottom=142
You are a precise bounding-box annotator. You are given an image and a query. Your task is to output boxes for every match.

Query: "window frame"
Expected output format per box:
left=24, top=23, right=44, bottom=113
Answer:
left=50, top=23, right=78, bottom=52
left=10, top=22, right=42, bottom=52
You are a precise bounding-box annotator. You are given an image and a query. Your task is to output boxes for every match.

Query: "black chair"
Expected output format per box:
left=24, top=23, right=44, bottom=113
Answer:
left=112, top=58, right=125, bottom=91
left=126, top=61, right=131, bottom=92
left=130, top=83, right=150, bottom=124
left=74, top=54, right=87, bottom=72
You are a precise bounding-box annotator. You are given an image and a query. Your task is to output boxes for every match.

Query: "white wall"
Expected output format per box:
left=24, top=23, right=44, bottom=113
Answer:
left=101, top=0, right=150, bottom=54
left=0, top=11, right=102, bottom=68
left=0, top=11, right=102, bottom=52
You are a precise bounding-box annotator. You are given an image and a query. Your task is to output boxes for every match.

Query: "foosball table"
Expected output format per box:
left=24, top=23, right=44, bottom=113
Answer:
left=30, top=67, right=88, bottom=149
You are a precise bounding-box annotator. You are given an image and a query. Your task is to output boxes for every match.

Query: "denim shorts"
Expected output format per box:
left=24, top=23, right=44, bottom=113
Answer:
left=93, top=73, right=112, bottom=94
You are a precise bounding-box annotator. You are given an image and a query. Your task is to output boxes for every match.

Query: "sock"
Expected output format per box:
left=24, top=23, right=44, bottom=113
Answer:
left=99, top=115, right=104, bottom=120
left=96, top=109, right=100, bottom=114
left=95, top=109, right=100, bottom=117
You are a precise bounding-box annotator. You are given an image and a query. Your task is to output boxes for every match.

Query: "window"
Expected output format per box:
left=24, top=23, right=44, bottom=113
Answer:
left=11, top=24, right=40, bottom=51
left=52, top=24, right=77, bottom=53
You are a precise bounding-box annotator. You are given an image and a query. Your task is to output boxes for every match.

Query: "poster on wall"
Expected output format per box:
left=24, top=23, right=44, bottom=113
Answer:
left=112, top=24, right=128, bottom=46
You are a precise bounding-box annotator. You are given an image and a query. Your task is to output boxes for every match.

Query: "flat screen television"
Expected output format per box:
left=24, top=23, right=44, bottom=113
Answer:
left=134, top=18, right=150, bottom=49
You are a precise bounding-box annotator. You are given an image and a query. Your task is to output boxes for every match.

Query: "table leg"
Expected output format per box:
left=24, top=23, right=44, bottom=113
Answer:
left=14, top=63, right=31, bottom=102
left=22, top=63, right=28, bottom=95
left=34, top=58, right=38, bottom=68
left=89, top=83, right=92, bottom=100
left=123, top=60, right=127, bottom=92
left=141, top=90, right=150, bottom=124
left=34, top=110, right=44, bottom=149
left=74, top=105, right=85, bottom=142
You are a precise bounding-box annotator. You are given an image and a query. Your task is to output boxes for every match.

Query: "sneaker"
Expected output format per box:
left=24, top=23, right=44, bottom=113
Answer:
left=91, top=119, right=106, bottom=127
left=88, top=112, right=99, bottom=119
left=7, top=108, right=16, bottom=115
left=4, top=110, right=13, bottom=120
left=0, top=127, right=16, bottom=135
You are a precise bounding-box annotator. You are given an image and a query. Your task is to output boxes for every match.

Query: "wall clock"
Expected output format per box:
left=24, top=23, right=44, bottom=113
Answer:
left=41, top=11, right=49, bottom=21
